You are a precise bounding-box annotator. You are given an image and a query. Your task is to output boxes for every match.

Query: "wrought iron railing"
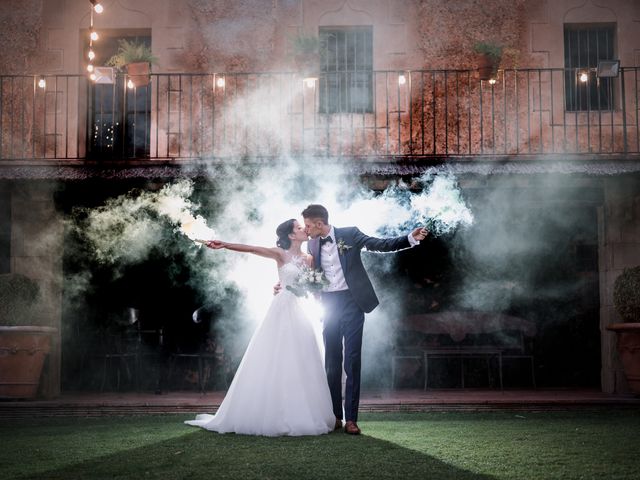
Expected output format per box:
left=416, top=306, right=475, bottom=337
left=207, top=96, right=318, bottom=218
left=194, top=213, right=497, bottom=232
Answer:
left=0, top=68, right=638, bottom=161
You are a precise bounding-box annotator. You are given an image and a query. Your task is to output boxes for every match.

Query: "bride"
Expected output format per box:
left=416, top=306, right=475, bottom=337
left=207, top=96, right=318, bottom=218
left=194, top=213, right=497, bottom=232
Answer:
left=184, top=219, right=335, bottom=436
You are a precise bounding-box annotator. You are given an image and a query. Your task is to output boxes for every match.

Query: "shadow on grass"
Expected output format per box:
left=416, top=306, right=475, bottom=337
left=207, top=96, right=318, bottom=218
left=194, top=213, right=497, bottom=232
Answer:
left=15, top=427, right=496, bottom=480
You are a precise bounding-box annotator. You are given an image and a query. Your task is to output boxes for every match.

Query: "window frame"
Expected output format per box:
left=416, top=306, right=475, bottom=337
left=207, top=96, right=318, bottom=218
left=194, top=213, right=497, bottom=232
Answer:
left=318, top=26, right=374, bottom=114
left=563, top=23, right=617, bottom=112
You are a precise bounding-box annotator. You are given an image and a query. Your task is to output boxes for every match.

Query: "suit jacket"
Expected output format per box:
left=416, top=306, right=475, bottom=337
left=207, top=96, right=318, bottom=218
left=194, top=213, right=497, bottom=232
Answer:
left=308, top=226, right=411, bottom=314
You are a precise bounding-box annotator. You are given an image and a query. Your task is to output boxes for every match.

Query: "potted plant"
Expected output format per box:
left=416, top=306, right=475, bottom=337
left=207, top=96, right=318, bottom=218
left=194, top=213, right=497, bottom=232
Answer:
left=106, top=38, right=158, bottom=87
left=289, top=33, right=321, bottom=78
left=607, top=266, right=640, bottom=395
left=0, top=273, right=56, bottom=399
left=473, top=41, right=503, bottom=80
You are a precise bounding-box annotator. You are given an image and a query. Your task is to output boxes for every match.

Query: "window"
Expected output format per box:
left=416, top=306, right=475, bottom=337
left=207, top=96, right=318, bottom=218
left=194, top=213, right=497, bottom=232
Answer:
left=319, top=26, right=373, bottom=114
left=564, top=24, right=616, bottom=111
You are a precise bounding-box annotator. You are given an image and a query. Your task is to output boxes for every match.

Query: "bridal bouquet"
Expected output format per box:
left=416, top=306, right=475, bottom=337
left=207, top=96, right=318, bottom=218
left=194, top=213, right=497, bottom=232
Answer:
left=286, top=266, right=329, bottom=298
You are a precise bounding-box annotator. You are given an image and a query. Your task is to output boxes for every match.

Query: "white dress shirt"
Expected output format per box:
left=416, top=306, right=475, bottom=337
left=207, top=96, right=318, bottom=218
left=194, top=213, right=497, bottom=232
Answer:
left=320, top=227, right=419, bottom=292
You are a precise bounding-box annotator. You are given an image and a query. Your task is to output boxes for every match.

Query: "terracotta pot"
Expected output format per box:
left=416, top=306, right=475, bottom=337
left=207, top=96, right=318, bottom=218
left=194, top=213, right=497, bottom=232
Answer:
left=0, top=326, right=56, bottom=399
left=477, top=53, right=498, bottom=81
left=126, top=62, right=151, bottom=87
left=607, top=322, right=640, bottom=395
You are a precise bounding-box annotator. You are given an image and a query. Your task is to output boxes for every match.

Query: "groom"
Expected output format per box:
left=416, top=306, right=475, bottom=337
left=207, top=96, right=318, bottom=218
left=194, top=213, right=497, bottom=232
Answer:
left=302, top=204, right=428, bottom=435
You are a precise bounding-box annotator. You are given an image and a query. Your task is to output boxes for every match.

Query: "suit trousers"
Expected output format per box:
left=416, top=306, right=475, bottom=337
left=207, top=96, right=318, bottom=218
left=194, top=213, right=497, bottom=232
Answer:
left=321, top=289, right=365, bottom=423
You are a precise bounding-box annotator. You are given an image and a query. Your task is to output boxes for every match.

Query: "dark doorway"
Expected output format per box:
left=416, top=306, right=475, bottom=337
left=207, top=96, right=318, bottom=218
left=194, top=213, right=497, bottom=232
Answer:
left=86, top=35, right=152, bottom=159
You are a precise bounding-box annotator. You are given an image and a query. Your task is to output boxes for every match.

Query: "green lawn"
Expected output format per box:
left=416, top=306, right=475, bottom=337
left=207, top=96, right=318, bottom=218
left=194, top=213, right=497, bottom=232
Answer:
left=1, top=410, right=639, bottom=480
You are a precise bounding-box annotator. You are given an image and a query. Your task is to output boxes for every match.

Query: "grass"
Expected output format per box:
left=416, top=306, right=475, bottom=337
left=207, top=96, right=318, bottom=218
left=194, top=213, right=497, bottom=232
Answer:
left=1, top=410, right=639, bottom=479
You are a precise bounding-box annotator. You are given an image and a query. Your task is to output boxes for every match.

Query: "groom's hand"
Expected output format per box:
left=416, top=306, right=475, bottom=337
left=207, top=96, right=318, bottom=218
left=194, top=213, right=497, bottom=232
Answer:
left=205, top=240, right=225, bottom=249
left=411, top=227, right=429, bottom=241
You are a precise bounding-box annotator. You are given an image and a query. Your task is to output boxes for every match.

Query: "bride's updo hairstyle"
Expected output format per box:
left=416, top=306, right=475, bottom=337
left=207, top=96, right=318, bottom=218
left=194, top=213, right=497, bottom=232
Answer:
left=276, top=219, right=297, bottom=250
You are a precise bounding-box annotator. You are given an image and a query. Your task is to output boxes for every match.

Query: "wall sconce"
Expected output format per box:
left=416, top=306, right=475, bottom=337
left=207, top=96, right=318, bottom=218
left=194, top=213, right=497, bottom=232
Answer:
left=215, top=76, right=225, bottom=88
left=37, top=76, right=46, bottom=89
left=578, top=71, right=589, bottom=83
left=597, top=60, right=620, bottom=78
left=90, top=0, right=104, bottom=14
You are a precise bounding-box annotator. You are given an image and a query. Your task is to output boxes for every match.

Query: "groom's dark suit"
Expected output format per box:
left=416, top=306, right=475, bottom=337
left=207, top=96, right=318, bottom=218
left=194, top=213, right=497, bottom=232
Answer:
left=309, top=226, right=412, bottom=423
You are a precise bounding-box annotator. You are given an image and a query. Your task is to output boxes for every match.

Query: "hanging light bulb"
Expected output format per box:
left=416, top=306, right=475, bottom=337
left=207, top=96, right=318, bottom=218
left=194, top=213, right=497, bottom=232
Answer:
left=88, top=49, right=95, bottom=61
left=488, top=78, right=497, bottom=85
left=90, top=1, right=104, bottom=14
left=89, top=27, right=99, bottom=41
left=398, top=74, right=407, bottom=85
left=89, top=72, right=97, bottom=81
left=87, top=64, right=94, bottom=73
left=127, top=79, right=135, bottom=89
left=579, top=71, right=589, bottom=83
left=216, top=76, right=225, bottom=88
left=37, top=76, right=46, bottom=89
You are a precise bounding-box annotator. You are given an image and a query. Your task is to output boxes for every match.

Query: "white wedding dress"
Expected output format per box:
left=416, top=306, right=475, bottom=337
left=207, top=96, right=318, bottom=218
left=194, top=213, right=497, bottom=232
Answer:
left=185, top=260, right=335, bottom=436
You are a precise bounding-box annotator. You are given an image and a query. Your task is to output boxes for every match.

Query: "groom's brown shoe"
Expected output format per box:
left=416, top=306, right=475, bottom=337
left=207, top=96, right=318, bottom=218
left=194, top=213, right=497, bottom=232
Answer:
left=334, top=418, right=343, bottom=431
left=344, top=421, right=361, bottom=435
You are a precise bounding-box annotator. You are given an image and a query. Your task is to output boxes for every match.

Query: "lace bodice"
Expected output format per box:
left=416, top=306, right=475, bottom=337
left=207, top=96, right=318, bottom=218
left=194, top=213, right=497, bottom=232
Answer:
left=278, top=258, right=304, bottom=288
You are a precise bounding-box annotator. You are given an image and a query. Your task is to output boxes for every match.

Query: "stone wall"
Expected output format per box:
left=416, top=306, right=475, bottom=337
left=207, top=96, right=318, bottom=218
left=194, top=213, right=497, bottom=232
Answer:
left=599, top=176, right=640, bottom=393
left=10, top=182, right=64, bottom=396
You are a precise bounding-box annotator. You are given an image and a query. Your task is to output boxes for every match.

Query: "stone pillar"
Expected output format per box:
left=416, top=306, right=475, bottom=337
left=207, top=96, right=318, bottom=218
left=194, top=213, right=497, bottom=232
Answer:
left=599, top=176, right=640, bottom=393
left=11, top=181, right=64, bottom=398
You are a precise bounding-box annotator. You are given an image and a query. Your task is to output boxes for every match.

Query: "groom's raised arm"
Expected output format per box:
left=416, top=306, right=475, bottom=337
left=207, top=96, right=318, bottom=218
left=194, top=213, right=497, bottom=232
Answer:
left=353, top=227, right=427, bottom=253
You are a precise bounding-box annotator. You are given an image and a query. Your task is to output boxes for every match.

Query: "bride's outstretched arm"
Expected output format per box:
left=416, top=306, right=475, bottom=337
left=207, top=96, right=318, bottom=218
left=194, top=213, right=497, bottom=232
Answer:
left=205, top=240, right=283, bottom=262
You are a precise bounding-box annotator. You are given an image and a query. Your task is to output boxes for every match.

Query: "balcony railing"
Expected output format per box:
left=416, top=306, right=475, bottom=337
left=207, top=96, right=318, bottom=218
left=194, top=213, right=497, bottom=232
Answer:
left=1, top=68, right=639, bottom=162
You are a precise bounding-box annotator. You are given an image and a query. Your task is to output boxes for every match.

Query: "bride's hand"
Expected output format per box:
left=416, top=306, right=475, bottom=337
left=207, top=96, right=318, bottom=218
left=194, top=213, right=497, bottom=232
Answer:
left=206, top=240, right=225, bottom=249
left=273, top=281, right=282, bottom=296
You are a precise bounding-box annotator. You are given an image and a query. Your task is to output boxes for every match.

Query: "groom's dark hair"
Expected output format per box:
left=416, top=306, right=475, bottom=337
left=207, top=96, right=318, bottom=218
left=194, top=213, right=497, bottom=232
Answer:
left=301, top=204, right=329, bottom=224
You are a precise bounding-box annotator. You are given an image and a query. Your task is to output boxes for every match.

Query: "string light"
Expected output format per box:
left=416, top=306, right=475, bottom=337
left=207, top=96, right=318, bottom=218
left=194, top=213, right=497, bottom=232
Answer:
left=488, top=78, right=497, bottom=85
left=579, top=71, right=589, bottom=83
left=216, top=76, right=226, bottom=88
left=90, top=0, right=104, bottom=14
left=127, top=79, right=135, bottom=89
left=398, top=74, right=407, bottom=85
left=87, top=2, right=105, bottom=80
left=37, top=76, right=46, bottom=89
